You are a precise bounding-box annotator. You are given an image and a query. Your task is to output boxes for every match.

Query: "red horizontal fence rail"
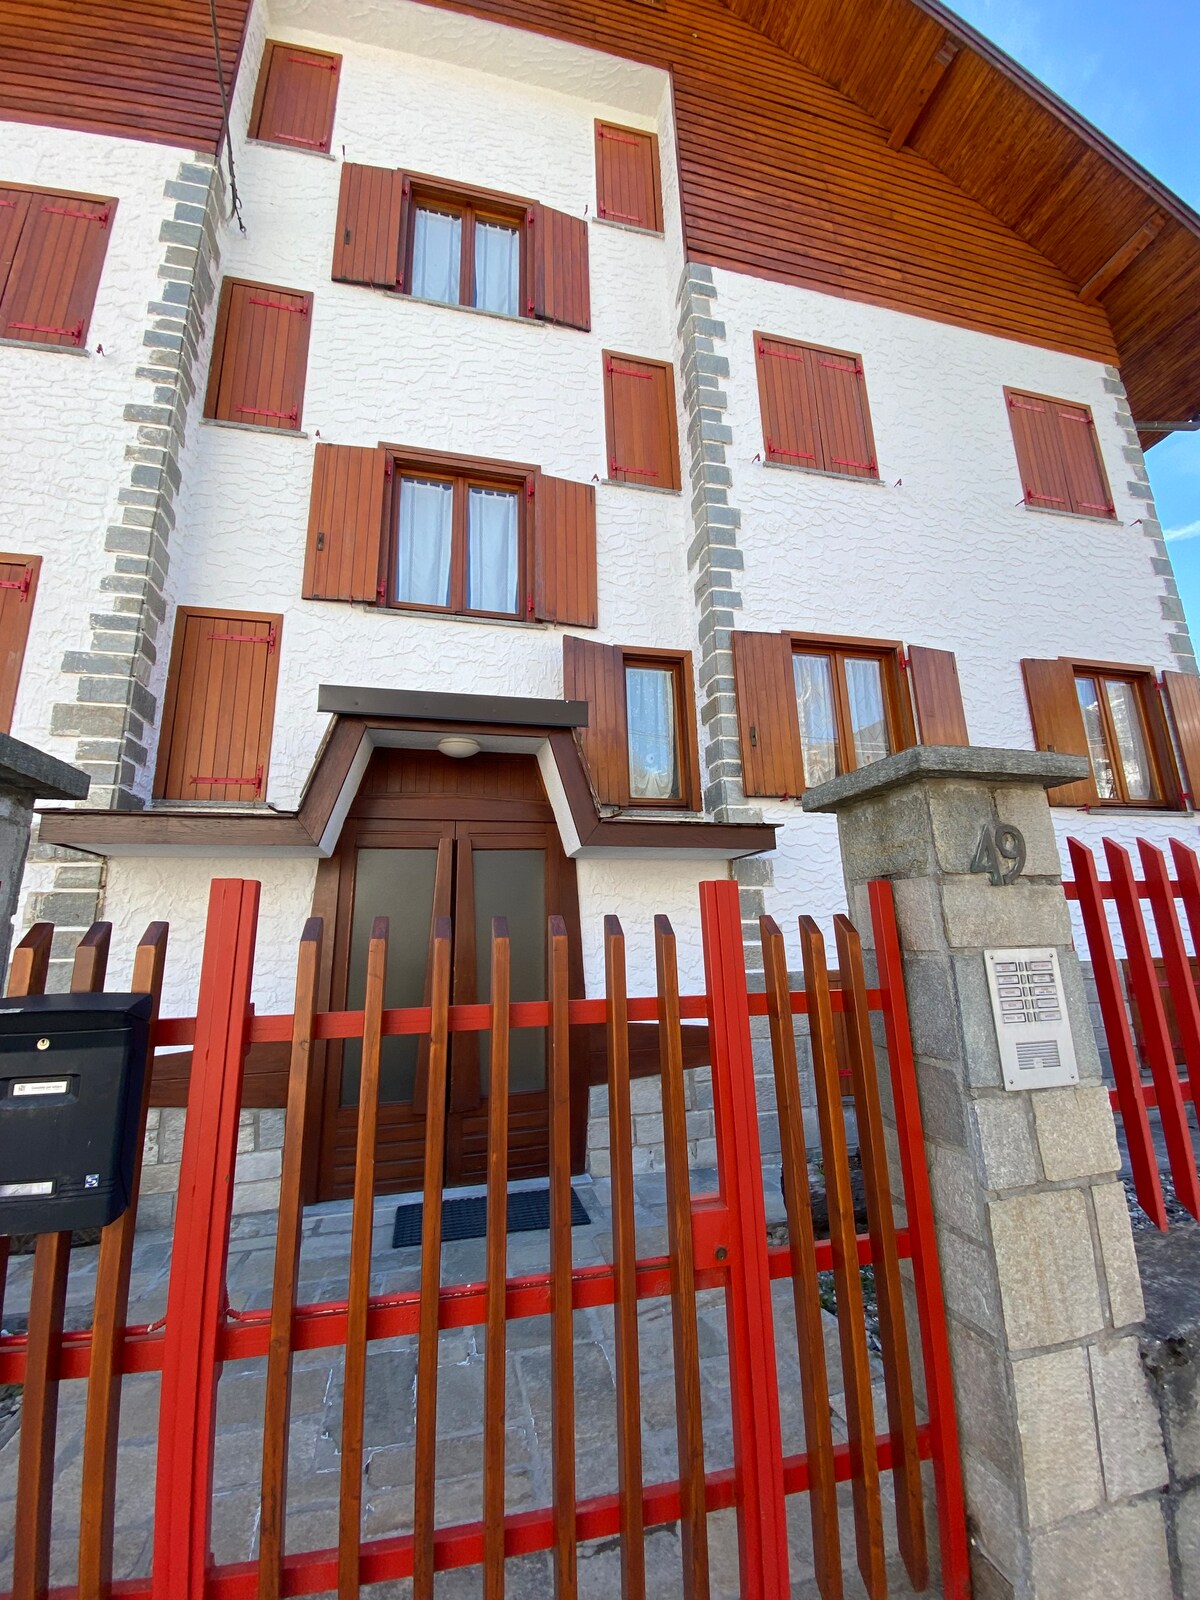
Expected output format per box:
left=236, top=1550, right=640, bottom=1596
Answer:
left=0, top=878, right=968, bottom=1600
left=1064, top=836, right=1200, bottom=1229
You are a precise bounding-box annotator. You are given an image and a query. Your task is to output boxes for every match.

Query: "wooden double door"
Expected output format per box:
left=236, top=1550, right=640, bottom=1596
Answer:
left=314, top=752, right=586, bottom=1199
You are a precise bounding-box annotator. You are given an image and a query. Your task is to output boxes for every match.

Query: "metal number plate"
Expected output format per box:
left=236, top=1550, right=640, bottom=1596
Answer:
left=972, top=823, right=1025, bottom=886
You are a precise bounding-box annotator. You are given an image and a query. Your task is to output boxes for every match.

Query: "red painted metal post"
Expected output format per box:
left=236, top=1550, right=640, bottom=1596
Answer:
left=698, top=879, right=790, bottom=1598
left=151, top=879, right=261, bottom=1600
left=1139, top=840, right=1200, bottom=1114
left=869, top=879, right=971, bottom=1600
left=1170, top=838, right=1200, bottom=1111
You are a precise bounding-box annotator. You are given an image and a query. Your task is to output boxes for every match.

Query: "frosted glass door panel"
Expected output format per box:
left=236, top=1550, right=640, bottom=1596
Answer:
left=474, top=849, right=547, bottom=1093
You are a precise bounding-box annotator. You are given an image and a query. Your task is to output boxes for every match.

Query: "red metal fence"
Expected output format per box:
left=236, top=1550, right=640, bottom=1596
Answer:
left=1065, top=835, right=1200, bottom=1230
left=0, top=878, right=968, bottom=1599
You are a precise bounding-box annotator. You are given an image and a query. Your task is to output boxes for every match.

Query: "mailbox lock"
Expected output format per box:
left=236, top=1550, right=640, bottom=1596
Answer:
left=37, top=1038, right=50, bottom=1051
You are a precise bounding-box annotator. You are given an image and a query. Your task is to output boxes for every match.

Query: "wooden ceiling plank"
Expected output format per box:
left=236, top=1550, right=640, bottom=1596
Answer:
left=887, top=32, right=960, bottom=150
left=1079, top=213, right=1167, bottom=303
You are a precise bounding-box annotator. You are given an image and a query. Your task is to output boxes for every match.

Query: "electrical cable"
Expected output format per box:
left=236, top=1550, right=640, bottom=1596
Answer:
left=208, top=0, right=246, bottom=232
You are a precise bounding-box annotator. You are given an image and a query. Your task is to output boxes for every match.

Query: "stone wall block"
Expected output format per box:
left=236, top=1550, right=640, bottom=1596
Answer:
left=939, top=878, right=1074, bottom=950
left=973, top=1096, right=1040, bottom=1191
left=1029, top=1500, right=1173, bottom=1600
left=1032, top=1085, right=1120, bottom=1182
left=1091, top=1180, right=1146, bottom=1329
left=1089, top=1337, right=1170, bottom=1500
left=988, top=1188, right=1103, bottom=1347
left=1013, top=1345, right=1104, bottom=1526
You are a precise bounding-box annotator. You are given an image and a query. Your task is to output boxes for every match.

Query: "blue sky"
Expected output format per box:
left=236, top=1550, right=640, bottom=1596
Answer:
left=949, top=0, right=1200, bottom=634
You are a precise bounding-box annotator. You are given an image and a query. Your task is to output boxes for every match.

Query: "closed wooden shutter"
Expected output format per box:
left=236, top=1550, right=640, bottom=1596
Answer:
left=249, top=41, right=341, bottom=153
left=1006, top=390, right=1074, bottom=513
left=332, top=165, right=407, bottom=288
left=155, top=608, right=282, bottom=802
left=529, top=204, right=590, bottom=331
left=0, top=553, right=40, bottom=734
left=1053, top=400, right=1115, bottom=518
left=907, top=646, right=969, bottom=746
left=812, top=349, right=877, bottom=478
left=303, top=444, right=388, bottom=602
left=603, top=352, right=680, bottom=490
left=533, top=475, right=597, bottom=627
left=755, top=334, right=821, bottom=468
left=0, top=186, right=115, bottom=347
left=204, top=278, right=312, bottom=431
left=1020, top=657, right=1098, bottom=805
left=563, top=636, right=627, bottom=805
left=594, top=121, right=663, bottom=232
left=732, top=631, right=805, bottom=798
left=1162, top=672, right=1200, bottom=806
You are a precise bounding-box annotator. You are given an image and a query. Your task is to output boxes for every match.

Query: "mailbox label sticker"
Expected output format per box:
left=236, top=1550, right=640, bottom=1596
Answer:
left=0, top=1180, right=54, bottom=1198
left=11, top=1079, right=70, bottom=1097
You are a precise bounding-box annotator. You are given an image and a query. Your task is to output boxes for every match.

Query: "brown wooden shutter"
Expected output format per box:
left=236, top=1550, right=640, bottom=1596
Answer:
left=907, top=646, right=969, bottom=746
left=563, top=636, right=627, bottom=805
left=0, top=553, right=41, bottom=735
left=332, top=165, right=406, bottom=288
left=1006, top=390, right=1073, bottom=512
left=203, top=278, right=312, bottom=430
left=1162, top=671, right=1200, bottom=806
left=1020, top=657, right=1098, bottom=805
left=529, top=204, right=590, bottom=331
left=249, top=41, right=341, bottom=153
left=812, top=349, right=877, bottom=478
left=603, top=352, right=681, bottom=491
left=533, top=475, right=597, bottom=627
left=0, top=187, right=34, bottom=304
left=594, top=121, right=663, bottom=232
left=755, top=334, right=821, bottom=468
left=0, top=188, right=115, bottom=348
left=676, top=653, right=703, bottom=811
left=303, top=444, right=388, bottom=602
left=732, top=631, right=805, bottom=798
left=1053, top=400, right=1115, bottom=517
left=155, top=608, right=282, bottom=802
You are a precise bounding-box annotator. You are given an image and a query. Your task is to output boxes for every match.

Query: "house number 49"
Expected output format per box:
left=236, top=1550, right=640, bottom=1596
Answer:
left=971, top=822, right=1026, bottom=886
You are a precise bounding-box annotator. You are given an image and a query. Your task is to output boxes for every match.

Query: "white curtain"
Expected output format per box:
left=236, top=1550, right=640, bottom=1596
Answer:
left=845, top=657, right=889, bottom=767
left=474, top=221, right=520, bottom=316
left=793, top=654, right=838, bottom=787
left=1075, top=678, right=1116, bottom=798
left=467, top=487, right=519, bottom=613
left=1103, top=678, right=1151, bottom=800
left=626, top=667, right=679, bottom=801
left=411, top=207, right=461, bottom=304
left=396, top=478, right=453, bottom=607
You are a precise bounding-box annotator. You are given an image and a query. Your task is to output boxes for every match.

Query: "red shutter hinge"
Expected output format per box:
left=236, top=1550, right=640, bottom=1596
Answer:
left=248, top=296, right=308, bottom=315
left=270, top=133, right=329, bottom=149
left=207, top=625, right=277, bottom=653
left=899, top=651, right=911, bottom=672
left=766, top=440, right=815, bottom=461
left=190, top=764, right=264, bottom=795
left=1024, top=486, right=1066, bottom=505
left=606, top=359, right=653, bottom=379
left=598, top=204, right=641, bottom=224
left=40, top=203, right=110, bottom=225
left=526, top=479, right=536, bottom=500
left=8, top=319, right=84, bottom=343
left=610, top=457, right=658, bottom=479
left=831, top=456, right=876, bottom=472
left=376, top=581, right=386, bottom=603
left=384, top=458, right=394, bottom=479
left=288, top=53, right=337, bottom=69
left=819, top=358, right=863, bottom=375
left=598, top=127, right=642, bottom=145
left=527, top=594, right=536, bottom=619
left=0, top=566, right=33, bottom=601
left=236, top=405, right=299, bottom=424
left=759, top=341, right=806, bottom=363
left=1009, top=396, right=1045, bottom=412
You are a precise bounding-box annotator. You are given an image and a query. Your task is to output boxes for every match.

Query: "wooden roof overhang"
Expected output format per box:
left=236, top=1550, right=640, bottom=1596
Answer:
left=36, top=688, right=777, bottom=863
left=717, top=0, right=1200, bottom=447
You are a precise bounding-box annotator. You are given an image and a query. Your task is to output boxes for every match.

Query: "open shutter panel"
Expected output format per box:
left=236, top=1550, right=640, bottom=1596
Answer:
left=1054, top=401, right=1115, bottom=518
left=1006, top=391, right=1072, bottom=512
left=332, top=165, right=406, bottom=287
left=530, top=204, right=590, bottom=331
left=604, top=354, right=680, bottom=490
left=156, top=610, right=282, bottom=803
left=303, top=443, right=388, bottom=602
left=1162, top=672, right=1200, bottom=806
left=755, top=335, right=821, bottom=468
left=563, top=636, right=627, bottom=806
left=907, top=646, right=969, bottom=746
left=0, top=190, right=114, bottom=347
left=813, top=351, right=876, bottom=478
left=204, top=279, right=312, bottom=430
left=1020, top=658, right=1098, bottom=805
left=0, top=553, right=40, bottom=735
left=0, top=188, right=33, bottom=305
left=732, top=631, right=805, bottom=798
left=594, top=122, right=662, bottom=232
left=250, top=42, right=341, bottom=152
left=533, top=475, right=597, bottom=627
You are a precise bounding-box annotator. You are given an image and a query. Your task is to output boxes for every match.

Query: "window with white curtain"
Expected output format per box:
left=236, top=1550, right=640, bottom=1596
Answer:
left=790, top=640, right=902, bottom=780
left=389, top=463, right=523, bottom=618
left=1074, top=672, right=1158, bottom=804
left=626, top=664, right=682, bottom=802
left=406, top=189, right=524, bottom=317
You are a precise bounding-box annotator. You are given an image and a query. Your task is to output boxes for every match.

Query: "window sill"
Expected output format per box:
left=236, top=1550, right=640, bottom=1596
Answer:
left=759, top=459, right=884, bottom=486
left=601, top=478, right=682, bottom=496
left=201, top=418, right=309, bottom=439
left=360, top=603, right=550, bottom=632
left=0, top=336, right=90, bottom=357
left=593, top=215, right=665, bottom=240
left=1052, top=801, right=1185, bottom=815
left=152, top=800, right=274, bottom=812
left=381, top=289, right=540, bottom=331
left=1022, top=502, right=1118, bottom=524
left=247, top=138, right=336, bottom=160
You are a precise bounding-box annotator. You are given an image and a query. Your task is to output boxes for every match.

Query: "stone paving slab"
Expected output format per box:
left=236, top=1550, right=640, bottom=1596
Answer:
left=0, top=1172, right=933, bottom=1598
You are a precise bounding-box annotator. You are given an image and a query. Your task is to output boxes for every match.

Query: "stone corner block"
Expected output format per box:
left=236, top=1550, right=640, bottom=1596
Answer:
left=1091, top=1181, right=1145, bottom=1329
left=1089, top=1336, right=1169, bottom=1500
left=1012, top=1344, right=1103, bottom=1527
left=988, top=1187, right=1103, bottom=1348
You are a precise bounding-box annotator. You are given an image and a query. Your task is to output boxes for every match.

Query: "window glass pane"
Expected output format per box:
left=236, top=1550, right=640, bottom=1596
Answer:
left=626, top=666, right=681, bottom=801
left=467, top=487, right=519, bottom=613
left=396, top=478, right=453, bottom=608
left=1103, top=679, right=1153, bottom=801
left=474, top=220, right=520, bottom=316
left=474, top=850, right=546, bottom=1093
left=411, top=206, right=462, bottom=304
left=793, top=653, right=838, bottom=787
left=845, top=657, right=891, bottom=768
left=342, top=848, right=439, bottom=1106
left=1076, top=676, right=1117, bottom=799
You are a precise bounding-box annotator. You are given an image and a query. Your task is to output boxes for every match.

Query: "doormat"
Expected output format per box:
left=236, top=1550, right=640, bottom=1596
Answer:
left=391, top=1186, right=591, bottom=1248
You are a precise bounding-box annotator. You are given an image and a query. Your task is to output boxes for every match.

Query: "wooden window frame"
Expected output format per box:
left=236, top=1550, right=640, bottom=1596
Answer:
left=1004, top=387, right=1116, bottom=520
left=247, top=40, right=342, bottom=153
left=404, top=174, right=531, bottom=317
left=755, top=333, right=879, bottom=481
left=0, top=551, right=41, bottom=735
left=381, top=445, right=535, bottom=623
left=786, top=631, right=914, bottom=781
left=619, top=645, right=700, bottom=812
left=594, top=120, right=664, bottom=233
left=1062, top=657, right=1177, bottom=809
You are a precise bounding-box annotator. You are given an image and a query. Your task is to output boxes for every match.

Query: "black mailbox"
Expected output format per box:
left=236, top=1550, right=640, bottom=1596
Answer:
left=0, top=993, right=153, bottom=1234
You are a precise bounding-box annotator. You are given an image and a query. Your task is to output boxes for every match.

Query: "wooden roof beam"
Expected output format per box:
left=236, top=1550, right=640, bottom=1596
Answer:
left=887, top=34, right=961, bottom=151
left=1078, top=213, right=1167, bottom=303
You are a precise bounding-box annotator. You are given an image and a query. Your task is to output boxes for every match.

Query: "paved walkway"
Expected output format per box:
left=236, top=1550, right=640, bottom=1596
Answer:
left=0, top=1172, right=934, bottom=1598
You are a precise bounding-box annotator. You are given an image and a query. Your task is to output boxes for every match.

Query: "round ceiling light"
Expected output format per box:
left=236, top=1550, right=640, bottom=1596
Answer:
left=437, top=734, right=481, bottom=760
